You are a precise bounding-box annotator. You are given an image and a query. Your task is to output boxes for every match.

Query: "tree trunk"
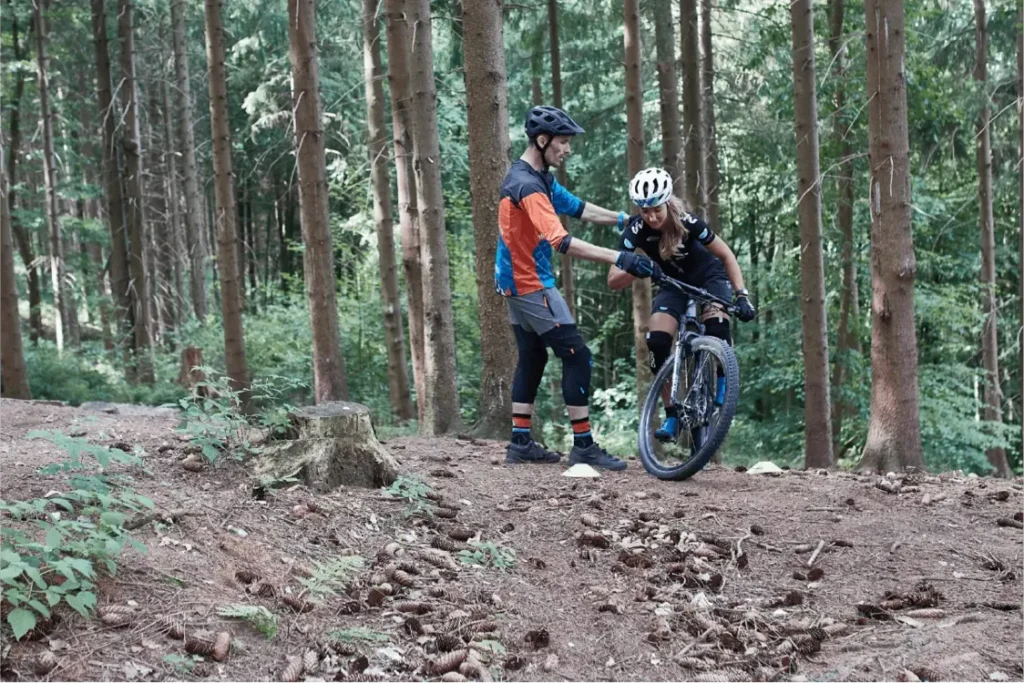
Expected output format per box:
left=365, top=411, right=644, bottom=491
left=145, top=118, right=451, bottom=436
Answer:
left=679, top=0, right=704, bottom=210
left=790, top=0, right=834, bottom=469
left=653, top=0, right=682, bottom=190
left=548, top=0, right=576, bottom=318
left=287, top=0, right=350, bottom=403
left=34, top=0, right=70, bottom=352
left=91, top=0, right=134, bottom=352
left=402, top=0, right=462, bottom=434
left=362, top=0, right=414, bottom=422
left=974, top=0, right=1008, bottom=476
left=1018, top=2, right=1023, bottom=464
left=171, top=0, right=209, bottom=321
left=828, top=0, right=861, bottom=458
left=204, top=0, right=251, bottom=400
left=384, top=1, right=427, bottom=424
left=162, top=79, right=187, bottom=322
left=7, top=15, right=43, bottom=344
left=700, top=0, right=721, bottom=229
left=149, top=87, right=177, bottom=340
left=463, top=0, right=517, bottom=439
left=857, top=0, right=924, bottom=473
left=625, top=0, right=653, bottom=407
left=117, top=0, right=154, bottom=381
left=1, top=143, right=31, bottom=399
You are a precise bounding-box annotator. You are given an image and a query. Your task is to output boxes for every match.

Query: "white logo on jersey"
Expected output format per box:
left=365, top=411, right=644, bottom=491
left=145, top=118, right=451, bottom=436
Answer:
left=683, top=212, right=699, bottom=225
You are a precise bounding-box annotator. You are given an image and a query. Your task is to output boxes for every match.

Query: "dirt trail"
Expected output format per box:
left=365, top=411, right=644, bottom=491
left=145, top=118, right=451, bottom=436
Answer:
left=1, top=398, right=1021, bottom=682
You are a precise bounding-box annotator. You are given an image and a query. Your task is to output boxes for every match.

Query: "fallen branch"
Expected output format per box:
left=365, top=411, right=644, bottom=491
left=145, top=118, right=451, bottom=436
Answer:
left=807, top=540, right=826, bottom=567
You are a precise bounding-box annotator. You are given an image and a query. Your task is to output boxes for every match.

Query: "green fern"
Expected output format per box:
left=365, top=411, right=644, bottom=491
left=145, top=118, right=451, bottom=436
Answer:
left=297, top=555, right=364, bottom=601
left=217, top=604, right=277, bottom=639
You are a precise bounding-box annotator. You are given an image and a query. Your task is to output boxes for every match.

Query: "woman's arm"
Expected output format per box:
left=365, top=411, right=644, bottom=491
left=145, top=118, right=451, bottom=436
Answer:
left=707, top=238, right=746, bottom=292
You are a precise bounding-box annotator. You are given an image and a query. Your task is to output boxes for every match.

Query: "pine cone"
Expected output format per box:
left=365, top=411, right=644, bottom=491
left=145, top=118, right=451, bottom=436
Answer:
left=394, top=601, right=431, bottom=615
left=281, top=595, right=314, bottom=613
left=428, top=587, right=458, bottom=601
left=212, top=631, right=232, bottom=662
left=280, top=655, right=304, bottom=682
left=98, top=605, right=135, bottom=627
left=447, top=527, right=474, bottom=542
left=234, top=569, right=261, bottom=584
left=247, top=581, right=276, bottom=598
left=433, top=536, right=465, bottom=552
left=389, top=570, right=416, bottom=588
left=435, top=633, right=464, bottom=652
left=434, top=507, right=458, bottom=519
left=577, top=531, right=609, bottom=549
left=302, top=649, right=319, bottom=674
left=185, top=635, right=216, bottom=656
left=160, top=618, right=186, bottom=640
left=911, top=667, right=943, bottom=682
left=822, top=623, right=849, bottom=638
left=440, top=673, right=468, bottom=682
left=428, top=649, right=469, bottom=675
left=33, top=651, right=58, bottom=675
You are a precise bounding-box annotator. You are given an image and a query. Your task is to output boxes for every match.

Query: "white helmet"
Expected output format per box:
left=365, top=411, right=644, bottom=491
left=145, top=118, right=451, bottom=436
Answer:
left=629, top=167, right=674, bottom=208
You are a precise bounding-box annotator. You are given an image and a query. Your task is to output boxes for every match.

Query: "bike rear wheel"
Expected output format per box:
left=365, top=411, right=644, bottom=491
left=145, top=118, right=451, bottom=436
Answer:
left=638, top=335, right=740, bottom=481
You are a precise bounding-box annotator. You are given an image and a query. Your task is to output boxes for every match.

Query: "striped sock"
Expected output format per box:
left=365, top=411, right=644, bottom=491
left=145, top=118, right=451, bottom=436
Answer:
left=571, top=417, right=593, bottom=449
left=511, top=413, right=532, bottom=446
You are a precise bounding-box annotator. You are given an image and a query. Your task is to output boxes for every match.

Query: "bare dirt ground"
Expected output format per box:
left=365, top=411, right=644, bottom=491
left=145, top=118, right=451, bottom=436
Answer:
left=0, top=397, right=1021, bottom=682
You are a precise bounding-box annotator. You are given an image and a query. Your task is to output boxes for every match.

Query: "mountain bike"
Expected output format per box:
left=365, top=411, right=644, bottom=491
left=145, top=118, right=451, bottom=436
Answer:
left=638, top=275, right=741, bottom=481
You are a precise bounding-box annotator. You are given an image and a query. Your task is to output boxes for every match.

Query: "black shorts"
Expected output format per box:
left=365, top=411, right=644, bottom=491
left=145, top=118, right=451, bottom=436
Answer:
left=651, top=273, right=733, bottom=319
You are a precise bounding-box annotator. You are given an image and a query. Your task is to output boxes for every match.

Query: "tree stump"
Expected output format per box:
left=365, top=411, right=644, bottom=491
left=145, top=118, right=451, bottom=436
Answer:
left=253, top=401, right=399, bottom=490
left=178, top=346, right=209, bottom=395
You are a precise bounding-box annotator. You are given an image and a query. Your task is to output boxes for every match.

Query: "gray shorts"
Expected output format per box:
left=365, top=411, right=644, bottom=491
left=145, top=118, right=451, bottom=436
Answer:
left=506, top=288, right=575, bottom=335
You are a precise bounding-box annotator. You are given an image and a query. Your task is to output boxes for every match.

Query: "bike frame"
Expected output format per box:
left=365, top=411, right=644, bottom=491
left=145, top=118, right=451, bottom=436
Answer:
left=658, top=276, right=738, bottom=417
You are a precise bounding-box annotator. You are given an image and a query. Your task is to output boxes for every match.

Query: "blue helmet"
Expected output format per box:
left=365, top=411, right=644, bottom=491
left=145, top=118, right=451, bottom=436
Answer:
left=525, top=106, right=585, bottom=140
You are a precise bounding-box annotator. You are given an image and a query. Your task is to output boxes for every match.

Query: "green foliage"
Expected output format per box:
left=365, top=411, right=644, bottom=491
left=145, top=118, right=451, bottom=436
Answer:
left=162, top=654, right=203, bottom=675
left=216, top=604, right=278, bottom=639
left=383, top=476, right=435, bottom=517
left=326, top=627, right=389, bottom=645
left=457, top=540, right=516, bottom=572
left=296, top=555, right=364, bottom=602
left=0, top=436, right=150, bottom=640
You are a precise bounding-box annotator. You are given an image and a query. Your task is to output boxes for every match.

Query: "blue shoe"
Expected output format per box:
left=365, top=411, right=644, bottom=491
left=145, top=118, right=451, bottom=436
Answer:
left=568, top=443, right=627, bottom=471
left=505, top=440, right=561, bottom=464
left=714, top=376, right=727, bottom=407
left=655, top=416, right=680, bottom=443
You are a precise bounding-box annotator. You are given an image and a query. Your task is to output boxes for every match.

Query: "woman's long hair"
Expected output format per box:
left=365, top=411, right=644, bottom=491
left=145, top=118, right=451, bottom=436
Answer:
left=657, top=196, right=691, bottom=261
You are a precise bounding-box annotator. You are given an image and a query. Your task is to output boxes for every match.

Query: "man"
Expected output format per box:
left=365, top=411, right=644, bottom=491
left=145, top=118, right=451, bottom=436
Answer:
left=496, top=105, right=660, bottom=470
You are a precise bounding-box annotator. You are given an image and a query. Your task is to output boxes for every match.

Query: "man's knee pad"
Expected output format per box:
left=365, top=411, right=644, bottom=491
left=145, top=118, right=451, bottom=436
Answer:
left=542, top=325, right=592, bottom=406
left=511, top=326, right=548, bottom=403
left=702, top=317, right=732, bottom=346
left=646, top=331, right=673, bottom=372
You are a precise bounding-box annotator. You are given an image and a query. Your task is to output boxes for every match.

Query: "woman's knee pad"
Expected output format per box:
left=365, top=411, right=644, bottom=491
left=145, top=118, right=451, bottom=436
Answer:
left=646, top=330, right=674, bottom=372
left=542, top=325, right=592, bottom=407
left=702, top=317, right=732, bottom=346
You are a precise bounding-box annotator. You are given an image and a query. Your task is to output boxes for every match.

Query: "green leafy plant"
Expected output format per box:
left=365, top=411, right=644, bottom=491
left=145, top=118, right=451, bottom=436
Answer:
left=1, top=435, right=151, bottom=639
left=457, top=540, right=517, bottom=571
left=297, top=555, right=364, bottom=602
left=326, top=627, right=389, bottom=645
left=382, top=476, right=435, bottom=517
left=217, top=604, right=278, bottom=639
left=162, top=653, right=202, bottom=675
left=175, top=368, right=255, bottom=463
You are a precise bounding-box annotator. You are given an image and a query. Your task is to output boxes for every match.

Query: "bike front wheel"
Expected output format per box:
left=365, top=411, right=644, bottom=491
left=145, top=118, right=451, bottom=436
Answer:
left=638, top=335, right=740, bottom=481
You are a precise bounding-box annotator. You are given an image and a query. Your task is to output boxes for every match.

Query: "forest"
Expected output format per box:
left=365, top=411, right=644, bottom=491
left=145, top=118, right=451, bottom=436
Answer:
left=1, top=0, right=1022, bottom=475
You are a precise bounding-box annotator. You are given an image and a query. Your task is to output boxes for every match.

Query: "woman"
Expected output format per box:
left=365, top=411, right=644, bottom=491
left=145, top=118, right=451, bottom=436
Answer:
left=608, top=168, right=755, bottom=440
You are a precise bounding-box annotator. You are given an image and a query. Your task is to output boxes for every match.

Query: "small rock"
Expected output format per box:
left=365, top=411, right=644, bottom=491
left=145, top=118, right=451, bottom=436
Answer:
left=989, top=672, right=1009, bottom=681
left=542, top=654, right=559, bottom=672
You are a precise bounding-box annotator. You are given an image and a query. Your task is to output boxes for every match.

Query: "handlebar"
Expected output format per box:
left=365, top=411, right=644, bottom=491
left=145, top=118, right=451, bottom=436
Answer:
left=654, top=274, right=739, bottom=315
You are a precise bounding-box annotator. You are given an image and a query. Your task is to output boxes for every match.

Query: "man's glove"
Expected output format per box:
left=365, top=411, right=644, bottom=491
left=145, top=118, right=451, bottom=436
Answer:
left=616, top=251, right=662, bottom=280
left=735, top=289, right=756, bottom=322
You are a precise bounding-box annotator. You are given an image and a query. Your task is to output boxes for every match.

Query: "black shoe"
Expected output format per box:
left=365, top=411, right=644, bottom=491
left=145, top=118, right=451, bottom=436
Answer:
left=567, top=443, right=627, bottom=471
left=505, top=440, right=561, bottom=464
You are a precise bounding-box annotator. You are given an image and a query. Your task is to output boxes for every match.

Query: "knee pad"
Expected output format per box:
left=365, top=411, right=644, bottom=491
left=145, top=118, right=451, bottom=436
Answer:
left=702, top=317, right=732, bottom=346
left=646, top=331, right=673, bottom=373
left=542, top=325, right=592, bottom=406
left=511, top=326, right=548, bottom=404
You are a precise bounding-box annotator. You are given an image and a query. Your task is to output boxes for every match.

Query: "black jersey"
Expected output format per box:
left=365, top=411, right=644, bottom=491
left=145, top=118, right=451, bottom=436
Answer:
left=617, top=213, right=726, bottom=283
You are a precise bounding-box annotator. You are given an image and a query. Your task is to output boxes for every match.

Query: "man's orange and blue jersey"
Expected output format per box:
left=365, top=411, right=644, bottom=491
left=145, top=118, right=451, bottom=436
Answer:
left=495, top=160, right=585, bottom=297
